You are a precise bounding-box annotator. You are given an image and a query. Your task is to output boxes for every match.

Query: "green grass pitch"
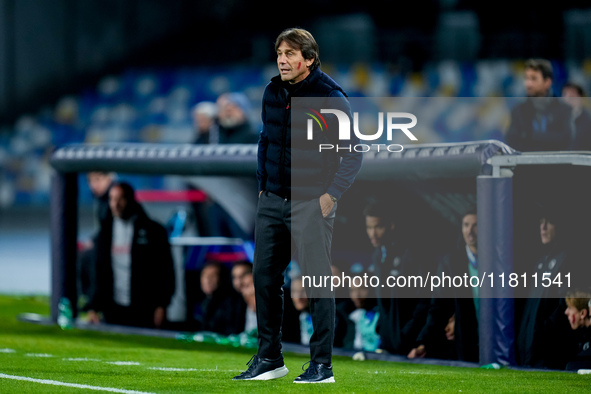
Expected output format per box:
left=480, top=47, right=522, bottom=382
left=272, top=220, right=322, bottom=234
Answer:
left=0, top=295, right=589, bottom=393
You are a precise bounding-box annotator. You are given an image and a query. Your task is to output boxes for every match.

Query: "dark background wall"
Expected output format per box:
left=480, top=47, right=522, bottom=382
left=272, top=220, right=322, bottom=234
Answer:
left=2, top=0, right=591, bottom=126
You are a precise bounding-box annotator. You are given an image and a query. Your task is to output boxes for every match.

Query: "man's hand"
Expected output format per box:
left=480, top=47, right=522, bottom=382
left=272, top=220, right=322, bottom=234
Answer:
left=87, top=310, right=100, bottom=324
left=259, top=190, right=263, bottom=198
left=407, top=345, right=427, bottom=359
left=154, top=307, right=165, bottom=328
left=319, top=193, right=335, bottom=218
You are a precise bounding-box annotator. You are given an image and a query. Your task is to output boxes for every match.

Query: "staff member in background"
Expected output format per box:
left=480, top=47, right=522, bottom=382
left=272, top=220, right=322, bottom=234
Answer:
left=86, top=182, right=175, bottom=329
left=505, top=58, right=573, bottom=151
left=408, top=211, right=480, bottom=362
left=562, top=82, right=591, bottom=150
left=78, top=172, right=115, bottom=310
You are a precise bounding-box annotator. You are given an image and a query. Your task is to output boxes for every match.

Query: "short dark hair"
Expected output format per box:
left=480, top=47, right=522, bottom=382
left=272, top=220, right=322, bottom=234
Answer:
left=363, top=201, right=395, bottom=223
left=525, top=58, right=553, bottom=80
left=274, top=28, right=321, bottom=71
left=462, top=210, right=477, bottom=219
left=110, top=181, right=136, bottom=203
left=232, top=260, right=252, bottom=274
left=565, top=290, right=591, bottom=311
left=563, top=81, right=586, bottom=97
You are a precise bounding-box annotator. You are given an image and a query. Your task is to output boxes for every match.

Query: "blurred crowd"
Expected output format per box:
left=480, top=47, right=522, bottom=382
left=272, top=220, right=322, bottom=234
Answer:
left=3, top=58, right=591, bottom=206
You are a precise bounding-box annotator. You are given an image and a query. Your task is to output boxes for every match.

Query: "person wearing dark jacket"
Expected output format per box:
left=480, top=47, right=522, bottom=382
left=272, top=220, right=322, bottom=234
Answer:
left=562, top=82, right=591, bottom=151
left=516, top=212, right=578, bottom=369
left=77, top=172, right=115, bottom=309
left=234, top=28, right=362, bottom=384
left=364, top=202, right=430, bottom=356
left=193, top=262, right=244, bottom=335
left=408, top=212, right=479, bottom=362
left=86, top=182, right=175, bottom=329
left=216, top=92, right=258, bottom=144
left=505, top=59, right=573, bottom=152
left=564, top=291, right=591, bottom=371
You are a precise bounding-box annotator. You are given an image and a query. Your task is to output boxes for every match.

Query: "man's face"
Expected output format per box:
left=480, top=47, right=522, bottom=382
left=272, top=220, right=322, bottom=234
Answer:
left=276, top=41, right=313, bottom=84
left=540, top=217, right=556, bottom=245
left=562, top=86, right=582, bottom=110
left=524, top=68, right=552, bottom=97
left=366, top=216, right=393, bottom=248
left=201, top=265, right=220, bottom=296
left=217, top=96, right=246, bottom=128
left=109, top=186, right=128, bottom=218
left=349, top=284, right=369, bottom=310
left=462, top=214, right=478, bottom=250
left=232, top=264, right=250, bottom=292
left=87, top=172, right=112, bottom=197
left=445, top=315, right=455, bottom=341
left=194, top=112, right=214, bottom=133
left=241, top=273, right=254, bottom=297
left=565, top=304, right=587, bottom=330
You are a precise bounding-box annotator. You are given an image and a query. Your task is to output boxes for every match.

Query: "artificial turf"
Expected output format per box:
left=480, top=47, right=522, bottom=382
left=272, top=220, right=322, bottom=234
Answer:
left=0, top=295, right=589, bottom=393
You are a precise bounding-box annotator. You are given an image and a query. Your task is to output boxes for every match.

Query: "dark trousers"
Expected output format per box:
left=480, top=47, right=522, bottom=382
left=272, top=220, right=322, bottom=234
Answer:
left=253, top=191, right=336, bottom=365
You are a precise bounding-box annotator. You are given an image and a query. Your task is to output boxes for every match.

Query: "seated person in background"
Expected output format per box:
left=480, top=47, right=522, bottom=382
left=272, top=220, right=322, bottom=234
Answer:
left=444, top=315, right=456, bottom=342
left=408, top=212, right=479, bottom=362
left=331, top=262, right=356, bottom=348
left=194, top=262, right=244, bottom=336
left=216, top=92, right=258, bottom=144
left=231, top=261, right=253, bottom=294
left=240, top=272, right=257, bottom=334
left=562, top=82, right=591, bottom=150
left=192, top=101, right=219, bottom=145
left=87, top=182, right=175, bottom=329
left=288, top=272, right=349, bottom=348
left=363, top=202, right=430, bottom=356
left=344, top=274, right=380, bottom=352
left=291, top=276, right=313, bottom=346
left=228, top=260, right=252, bottom=330
left=516, top=209, right=578, bottom=369
left=564, top=291, right=591, bottom=371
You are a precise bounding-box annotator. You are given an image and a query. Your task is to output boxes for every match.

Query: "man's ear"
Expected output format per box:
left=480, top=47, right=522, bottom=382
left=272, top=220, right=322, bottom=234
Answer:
left=544, top=77, right=553, bottom=92
left=305, top=57, right=314, bottom=68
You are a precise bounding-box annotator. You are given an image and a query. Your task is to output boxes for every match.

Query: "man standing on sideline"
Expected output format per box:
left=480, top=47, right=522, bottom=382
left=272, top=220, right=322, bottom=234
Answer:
left=233, top=28, right=362, bottom=383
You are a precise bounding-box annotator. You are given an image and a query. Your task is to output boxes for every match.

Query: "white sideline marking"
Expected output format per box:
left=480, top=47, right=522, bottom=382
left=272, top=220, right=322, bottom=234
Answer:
left=106, top=361, right=141, bottom=366
left=25, top=353, right=53, bottom=358
left=0, top=348, right=16, bottom=353
left=0, top=373, right=156, bottom=394
left=147, top=367, right=242, bottom=372
left=64, top=357, right=102, bottom=362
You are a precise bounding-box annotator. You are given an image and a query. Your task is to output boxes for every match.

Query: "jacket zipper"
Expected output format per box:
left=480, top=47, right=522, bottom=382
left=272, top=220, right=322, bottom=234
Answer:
left=279, top=90, right=290, bottom=198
